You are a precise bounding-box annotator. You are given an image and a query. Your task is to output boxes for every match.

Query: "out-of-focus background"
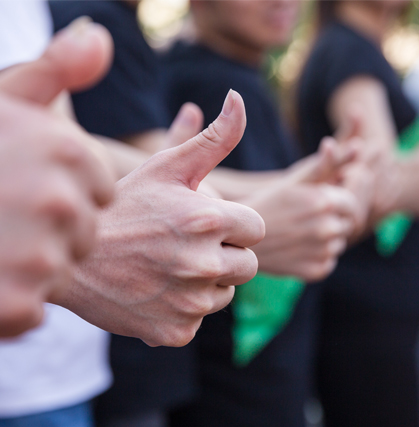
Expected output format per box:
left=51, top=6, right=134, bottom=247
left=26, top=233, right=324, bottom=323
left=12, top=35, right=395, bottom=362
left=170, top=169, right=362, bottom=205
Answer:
left=139, top=0, right=419, bottom=81
left=139, top=0, right=419, bottom=128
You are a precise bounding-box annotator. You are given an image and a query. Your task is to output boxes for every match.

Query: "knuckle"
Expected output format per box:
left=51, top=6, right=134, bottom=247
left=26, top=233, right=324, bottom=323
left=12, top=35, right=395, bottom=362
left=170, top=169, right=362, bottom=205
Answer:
left=237, top=249, right=259, bottom=283
left=176, top=254, right=225, bottom=282
left=200, top=121, right=223, bottom=145
left=25, top=251, right=65, bottom=278
left=314, top=217, right=342, bottom=240
left=181, top=207, right=225, bottom=235
left=0, top=302, right=43, bottom=338
left=56, top=136, right=86, bottom=166
left=159, top=323, right=199, bottom=347
left=35, top=181, right=80, bottom=227
left=201, top=260, right=225, bottom=281
left=182, top=292, right=215, bottom=318
left=313, top=192, right=333, bottom=214
left=313, top=222, right=333, bottom=241
left=42, top=194, right=79, bottom=226
left=213, top=286, right=235, bottom=312
left=245, top=207, right=266, bottom=243
left=305, top=259, right=336, bottom=282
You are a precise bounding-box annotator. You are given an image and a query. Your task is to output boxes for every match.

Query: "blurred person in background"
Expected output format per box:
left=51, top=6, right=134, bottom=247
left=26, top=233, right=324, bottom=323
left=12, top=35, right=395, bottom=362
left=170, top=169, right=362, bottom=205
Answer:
left=298, top=1, right=419, bottom=426
left=163, top=1, right=372, bottom=426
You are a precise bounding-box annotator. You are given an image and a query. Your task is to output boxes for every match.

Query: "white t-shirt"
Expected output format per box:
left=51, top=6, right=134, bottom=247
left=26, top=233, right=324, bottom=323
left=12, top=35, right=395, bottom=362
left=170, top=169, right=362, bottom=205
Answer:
left=0, top=0, right=112, bottom=417
left=0, top=305, right=112, bottom=417
left=0, top=0, right=52, bottom=70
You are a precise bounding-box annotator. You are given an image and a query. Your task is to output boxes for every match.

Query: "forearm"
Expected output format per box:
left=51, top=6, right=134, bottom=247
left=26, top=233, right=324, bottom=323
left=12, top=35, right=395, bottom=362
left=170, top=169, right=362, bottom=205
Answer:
left=97, top=135, right=152, bottom=180
left=204, top=167, right=284, bottom=201
left=392, top=154, right=419, bottom=215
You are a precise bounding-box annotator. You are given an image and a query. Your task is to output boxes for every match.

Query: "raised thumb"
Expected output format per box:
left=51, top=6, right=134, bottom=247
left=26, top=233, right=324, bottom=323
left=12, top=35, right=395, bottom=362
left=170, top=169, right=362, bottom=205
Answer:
left=287, top=137, right=357, bottom=184
left=162, top=89, right=246, bottom=191
left=163, top=103, right=204, bottom=150
left=0, top=17, right=113, bottom=105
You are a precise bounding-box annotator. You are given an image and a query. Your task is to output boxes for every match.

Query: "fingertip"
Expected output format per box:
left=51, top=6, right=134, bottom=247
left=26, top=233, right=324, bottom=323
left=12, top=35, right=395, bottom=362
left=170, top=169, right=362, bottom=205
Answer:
left=320, top=136, right=336, bottom=149
left=174, top=102, right=204, bottom=130
left=46, top=19, right=114, bottom=92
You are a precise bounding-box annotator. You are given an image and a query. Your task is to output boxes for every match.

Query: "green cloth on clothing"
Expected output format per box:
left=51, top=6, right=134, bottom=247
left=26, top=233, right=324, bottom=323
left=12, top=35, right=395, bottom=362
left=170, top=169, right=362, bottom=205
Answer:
left=232, top=272, right=305, bottom=367
left=375, top=117, right=419, bottom=257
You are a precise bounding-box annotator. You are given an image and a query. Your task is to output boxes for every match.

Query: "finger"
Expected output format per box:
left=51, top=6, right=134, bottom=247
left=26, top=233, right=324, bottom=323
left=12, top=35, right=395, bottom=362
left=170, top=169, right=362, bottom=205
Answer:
left=0, top=17, right=113, bottom=105
left=303, top=258, right=338, bottom=283
left=36, top=172, right=98, bottom=259
left=308, top=237, right=347, bottom=261
left=217, top=199, right=265, bottom=247
left=0, top=281, right=44, bottom=337
left=54, top=123, right=115, bottom=207
left=217, top=246, right=259, bottom=287
left=161, top=90, right=246, bottom=190
left=327, top=237, right=347, bottom=256
left=318, top=184, right=358, bottom=219
left=164, top=103, right=204, bottom=150
left=288, top=137, right=357, bottom=185
left=208, top=286, right=236, bottom=315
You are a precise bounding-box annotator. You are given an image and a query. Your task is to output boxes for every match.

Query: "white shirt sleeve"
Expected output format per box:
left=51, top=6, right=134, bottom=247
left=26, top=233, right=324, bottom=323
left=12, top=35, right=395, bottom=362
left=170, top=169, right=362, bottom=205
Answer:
left=0, top=0, right=52, bottom=70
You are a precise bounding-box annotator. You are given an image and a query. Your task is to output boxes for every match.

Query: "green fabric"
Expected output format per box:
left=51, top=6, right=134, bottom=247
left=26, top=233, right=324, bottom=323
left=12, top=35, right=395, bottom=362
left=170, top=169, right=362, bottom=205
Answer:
left=375, top=117, right=419, bottom=257
left=232, top=272, right=305, bottom=367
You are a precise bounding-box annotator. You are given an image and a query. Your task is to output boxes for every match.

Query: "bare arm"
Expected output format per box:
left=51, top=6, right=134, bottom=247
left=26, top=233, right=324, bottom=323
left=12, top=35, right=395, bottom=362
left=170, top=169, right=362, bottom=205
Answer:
left=204, top=167, right=285, bottom=202
left=121, top=128, right=167, bottom=154
left=327, top=76, right=408, bottom=223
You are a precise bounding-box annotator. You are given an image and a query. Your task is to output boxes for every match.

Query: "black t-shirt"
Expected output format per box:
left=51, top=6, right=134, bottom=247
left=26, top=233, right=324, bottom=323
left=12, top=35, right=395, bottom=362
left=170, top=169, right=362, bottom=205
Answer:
left=49, top=1, right=194, bottom=418
left=49, top=0, right=170, bottom=138
left=164, top=41, right=300, bottom=171
left=163, top=42, right=317, bottom=427
left=298, top=21, right=419, bottom=316
left=298, top=21, right=416, bottom=154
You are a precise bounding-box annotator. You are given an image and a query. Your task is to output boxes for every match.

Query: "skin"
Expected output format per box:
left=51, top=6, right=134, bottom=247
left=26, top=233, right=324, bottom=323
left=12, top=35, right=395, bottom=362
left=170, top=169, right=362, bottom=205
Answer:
left=57, top=89, right=265, bottom=347
left=187, top=0, right=372, bottom=281
left=0, top=19, right=265, bottom=345
left=0, top=19, right=116, bottom=337
left=191, top=0, right=301, bottom=66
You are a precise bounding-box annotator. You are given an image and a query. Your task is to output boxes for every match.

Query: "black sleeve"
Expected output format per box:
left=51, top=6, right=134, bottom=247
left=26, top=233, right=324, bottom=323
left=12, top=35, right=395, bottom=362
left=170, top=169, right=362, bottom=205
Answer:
left=49, top=0, right=170, bottom=139
left=297, top=23, right=416, bottom=155
left=318, top=24, right=415, bottom=134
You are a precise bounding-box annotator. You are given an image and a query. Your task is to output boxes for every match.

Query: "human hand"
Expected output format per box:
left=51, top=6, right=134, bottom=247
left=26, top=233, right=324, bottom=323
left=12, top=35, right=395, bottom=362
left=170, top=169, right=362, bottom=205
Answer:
left=242, top=138, right=359, bottom=282
left=56, top=90, right=265, bottom=347
left=335, top=105, right=399, bottom=225
left=339, top=162, right=374, bottom=240
left=0, top=18, right=116, bottom=337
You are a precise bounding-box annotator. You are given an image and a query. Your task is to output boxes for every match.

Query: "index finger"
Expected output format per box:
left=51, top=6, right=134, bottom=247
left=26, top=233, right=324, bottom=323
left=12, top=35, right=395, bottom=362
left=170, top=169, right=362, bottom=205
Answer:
left=216, top=199, right=265, bottom=248
left=319, top=184, right=358, bottom=219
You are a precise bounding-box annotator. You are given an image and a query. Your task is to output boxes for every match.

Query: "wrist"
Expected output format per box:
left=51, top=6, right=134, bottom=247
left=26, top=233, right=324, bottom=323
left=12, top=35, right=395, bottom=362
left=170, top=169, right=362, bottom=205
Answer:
left=395, top=158, right=417, bottom=214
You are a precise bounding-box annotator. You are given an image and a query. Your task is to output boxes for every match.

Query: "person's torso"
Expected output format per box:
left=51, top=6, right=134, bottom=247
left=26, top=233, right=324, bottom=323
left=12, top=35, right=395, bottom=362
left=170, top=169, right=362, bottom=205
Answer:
left=298, top=21, right=419, bottom=316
